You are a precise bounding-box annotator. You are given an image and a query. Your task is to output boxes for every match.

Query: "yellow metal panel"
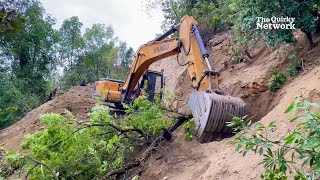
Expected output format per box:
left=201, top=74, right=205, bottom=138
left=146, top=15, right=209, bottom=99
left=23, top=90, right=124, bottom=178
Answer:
left=122, top=38, right=179, bottom=92
left=179, top=16, right=209, bottom=91
left=95, top=80, right=122, bottom=102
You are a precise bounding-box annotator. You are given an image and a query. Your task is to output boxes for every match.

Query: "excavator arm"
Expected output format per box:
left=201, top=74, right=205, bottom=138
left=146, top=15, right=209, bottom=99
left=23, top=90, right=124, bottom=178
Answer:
left=121, top=16, right=218, bottom=101
left=94, top=16, right=245, bottom=143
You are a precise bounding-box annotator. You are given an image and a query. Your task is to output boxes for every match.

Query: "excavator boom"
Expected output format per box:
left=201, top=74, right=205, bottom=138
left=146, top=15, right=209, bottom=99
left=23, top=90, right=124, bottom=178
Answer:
left=94, top=16, right=245, bottom=143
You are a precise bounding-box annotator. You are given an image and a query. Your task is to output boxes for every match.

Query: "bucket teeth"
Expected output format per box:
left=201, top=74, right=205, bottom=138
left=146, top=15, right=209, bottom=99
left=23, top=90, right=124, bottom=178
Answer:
left=188, top=90, right=245, bottom=143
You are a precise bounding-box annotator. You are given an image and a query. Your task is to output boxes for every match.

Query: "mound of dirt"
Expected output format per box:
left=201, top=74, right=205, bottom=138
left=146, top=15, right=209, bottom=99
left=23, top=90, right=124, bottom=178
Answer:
left=143, top=32, right=320, bottom=179
left=0, top=85, right=95, bottom=151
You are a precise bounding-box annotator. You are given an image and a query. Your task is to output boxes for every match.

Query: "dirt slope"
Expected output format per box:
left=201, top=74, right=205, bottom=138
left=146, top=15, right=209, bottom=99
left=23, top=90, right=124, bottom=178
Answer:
left=0, top=85, right=95, bottom=151
left=0, top=31, right=319, bottom=179
left=144, top=32, right=320, bottom=179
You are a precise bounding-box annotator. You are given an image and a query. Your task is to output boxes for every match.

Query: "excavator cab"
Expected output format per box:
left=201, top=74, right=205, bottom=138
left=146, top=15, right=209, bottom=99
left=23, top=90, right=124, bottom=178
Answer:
left=93, top=70, right=164, bottom=107
left=138, top=70, right=164, bottom=102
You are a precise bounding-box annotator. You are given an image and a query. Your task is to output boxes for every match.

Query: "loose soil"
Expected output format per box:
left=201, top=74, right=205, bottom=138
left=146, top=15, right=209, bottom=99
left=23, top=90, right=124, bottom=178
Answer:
left=0, top=85, right=95, bottom=151
left=1, top=31, right=320, bottom=179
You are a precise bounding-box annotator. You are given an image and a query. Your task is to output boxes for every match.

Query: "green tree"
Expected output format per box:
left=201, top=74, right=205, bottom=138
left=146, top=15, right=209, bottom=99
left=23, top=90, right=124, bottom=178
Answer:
left=0, top=0, right=26, bottom=33
left=118, top=41, right=134, bottom=68
left=234, top=0, right=320, bottom=47
left=58, top=16, right=84, bottom=69
left=146, top=0, right=238, bottom=42
left=110, top=41, right=134, bottom=79
left=0, top=0, right=57, bottom=100
left=0, top=0, right=57, bottom=128
left=83, top=24, right=117, bottom=81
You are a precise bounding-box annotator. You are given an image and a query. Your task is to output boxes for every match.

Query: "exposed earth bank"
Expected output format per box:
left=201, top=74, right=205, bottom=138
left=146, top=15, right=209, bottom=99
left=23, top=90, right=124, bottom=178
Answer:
left=144, top=32, right=320, bottom=179
left=1, top=32, right=320, bottom=179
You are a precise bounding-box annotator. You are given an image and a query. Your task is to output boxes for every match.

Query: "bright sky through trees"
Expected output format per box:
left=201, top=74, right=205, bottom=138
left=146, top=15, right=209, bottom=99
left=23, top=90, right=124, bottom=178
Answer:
left=41, top=0, right=164, bottom=50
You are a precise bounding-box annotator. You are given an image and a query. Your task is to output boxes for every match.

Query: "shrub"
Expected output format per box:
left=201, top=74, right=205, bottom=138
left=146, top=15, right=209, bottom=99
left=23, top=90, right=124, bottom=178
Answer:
left=286, top=61, right=302, bottom=77
left=228, top=99, right=320, bottom=179
left=183, top=119, right=195, bottom=141
left=269, top=72, right=287, bottom=92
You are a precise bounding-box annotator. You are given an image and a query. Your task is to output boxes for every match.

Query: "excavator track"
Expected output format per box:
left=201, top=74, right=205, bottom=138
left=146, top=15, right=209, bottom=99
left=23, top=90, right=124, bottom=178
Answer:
left=188, top=90, right=245, bottom=143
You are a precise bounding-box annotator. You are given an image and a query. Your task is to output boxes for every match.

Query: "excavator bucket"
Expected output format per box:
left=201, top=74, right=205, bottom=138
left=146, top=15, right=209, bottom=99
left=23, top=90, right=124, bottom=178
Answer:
left=188, top=90, right=245, bottom=143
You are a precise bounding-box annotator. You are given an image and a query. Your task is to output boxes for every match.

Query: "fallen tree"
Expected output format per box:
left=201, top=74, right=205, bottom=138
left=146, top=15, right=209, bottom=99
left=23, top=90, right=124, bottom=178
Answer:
left=102, top=114, right=191, bottom=179
left=1, top=94, right=192, bottom=180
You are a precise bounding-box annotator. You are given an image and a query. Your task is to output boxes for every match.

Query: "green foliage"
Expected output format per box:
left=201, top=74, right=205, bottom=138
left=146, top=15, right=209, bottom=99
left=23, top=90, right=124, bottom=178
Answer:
left=286, top=61, right=302, bottom=78
left=268, top=53, right=302, bottom=92
left=286, top=54, right=302, bottom=78
left=147, top=0, right=239, bottom=40
left=0, top=0, right=57, bottom=128
left=0, top=72, right=41, bottom=128
left=125, top=93, right=172, bottom=137
left=228, top=99, right=320, bottom=179
left=183, top=119, right=195, bottom=141
left=269, top=72, right=287, bottom=92
left=233, top=0, right=319, bottom=46
left=0, top=149, right=24, bottom=178
left=3, top=92, right=172, bottom=179
left=58, top=16, right=84, bottom=68
left=261, top=169, right=288, bottom=180
left=0, top=107, right=18, bottom=129
left=21, top=112, right=115, bottom=179
left=0, top=0, right=134, bottom=128
left=0, top=0, right=27, bottom=33
left=59, top=23, right=134, bottom=89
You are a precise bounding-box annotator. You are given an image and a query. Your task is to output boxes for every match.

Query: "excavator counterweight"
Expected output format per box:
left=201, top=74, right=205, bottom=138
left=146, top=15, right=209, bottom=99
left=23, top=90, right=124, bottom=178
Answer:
left=93, top=16, right=245, bottom=143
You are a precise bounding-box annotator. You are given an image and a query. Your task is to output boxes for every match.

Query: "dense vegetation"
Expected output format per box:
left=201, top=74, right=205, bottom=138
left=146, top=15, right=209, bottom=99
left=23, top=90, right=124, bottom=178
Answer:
left=0, top=0, right=134, bottom=128
left=148, top=0, right=320, bottom=46
left=1, top=93, right=172, bottom=179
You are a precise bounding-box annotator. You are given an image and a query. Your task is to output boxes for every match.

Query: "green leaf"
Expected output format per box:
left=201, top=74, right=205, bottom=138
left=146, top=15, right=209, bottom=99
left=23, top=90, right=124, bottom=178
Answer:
left=256, top=122, right=265, bottom=131
left=263, top=143, right=274, bottom=149
left=308, top=102, right=320, bottom=109
left=259, top=147, right=263, bottom=155
left=289, top=115, right=304, bottom=122
left=285, top=98, right=300, bottom=114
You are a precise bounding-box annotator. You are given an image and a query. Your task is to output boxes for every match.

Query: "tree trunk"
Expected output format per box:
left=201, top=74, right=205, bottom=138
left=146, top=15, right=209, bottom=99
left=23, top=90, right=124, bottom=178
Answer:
left=303, top=31, right=314, bottom=48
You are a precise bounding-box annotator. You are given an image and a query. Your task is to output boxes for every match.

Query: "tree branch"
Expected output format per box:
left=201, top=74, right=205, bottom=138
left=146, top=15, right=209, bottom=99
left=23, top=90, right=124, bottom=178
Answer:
left=24, top=156, right=58, bottom=180
left=100, top=115, right=190, bottom=179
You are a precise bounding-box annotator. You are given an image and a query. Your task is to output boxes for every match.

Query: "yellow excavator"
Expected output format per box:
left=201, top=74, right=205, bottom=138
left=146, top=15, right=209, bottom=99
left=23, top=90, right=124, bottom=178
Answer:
left=93, top=16, right=245, bottom=143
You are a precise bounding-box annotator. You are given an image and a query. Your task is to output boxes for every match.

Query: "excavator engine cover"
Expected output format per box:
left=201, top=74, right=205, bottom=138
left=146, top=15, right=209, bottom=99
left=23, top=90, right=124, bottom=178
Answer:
left=188, top=90, right=245, bottom=143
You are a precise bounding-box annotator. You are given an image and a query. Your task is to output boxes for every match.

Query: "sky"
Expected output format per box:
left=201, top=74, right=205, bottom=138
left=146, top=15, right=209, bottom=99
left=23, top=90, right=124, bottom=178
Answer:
left=40, top=0, right=164, bottom=50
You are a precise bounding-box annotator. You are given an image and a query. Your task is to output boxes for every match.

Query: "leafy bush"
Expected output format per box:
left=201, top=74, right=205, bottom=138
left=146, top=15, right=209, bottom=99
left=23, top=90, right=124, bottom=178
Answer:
left=125, top=94, right=172, bottom=137
left=268, top=54, right=302, bottom=92
left=2, top=92, right=172, bottom=179
left=228, top=99, right=320, bottom=179
left=286, top=54, right=302, bottom=78
left=183, top=119, right=195, bottom=141
left=269, top=72, right=287, bottom=92
left=286, top=61, right=302, bottom=78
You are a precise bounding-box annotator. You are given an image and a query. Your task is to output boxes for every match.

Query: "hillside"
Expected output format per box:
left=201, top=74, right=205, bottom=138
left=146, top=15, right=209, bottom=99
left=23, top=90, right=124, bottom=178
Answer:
left=0, top=85, right=95, bottom=151
left=0, top=32, right=319, bottom=179
left=144, top=32, right=320, bottom=179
